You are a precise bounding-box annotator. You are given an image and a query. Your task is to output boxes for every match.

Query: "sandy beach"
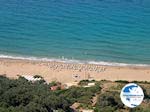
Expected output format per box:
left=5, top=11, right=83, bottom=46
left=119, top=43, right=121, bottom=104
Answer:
left=0, top=58, right=150, bottom=83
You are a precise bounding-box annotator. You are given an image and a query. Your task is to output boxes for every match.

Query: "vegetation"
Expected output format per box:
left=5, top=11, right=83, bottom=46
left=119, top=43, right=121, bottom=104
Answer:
left=0, top=76, right=150, bottom=112
left=0, top=75, right=100, bottom=112
left=115, top=80, right=129, bottom=83
left=78, top=80, right=96, bottom=86
left=95, top=91, right=124, bottom=111
left=33, top=75, right=43, bottom=79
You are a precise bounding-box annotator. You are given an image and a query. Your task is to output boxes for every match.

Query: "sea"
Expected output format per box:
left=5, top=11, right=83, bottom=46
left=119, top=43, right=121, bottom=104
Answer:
left=0, top=0, right=150, bottom=66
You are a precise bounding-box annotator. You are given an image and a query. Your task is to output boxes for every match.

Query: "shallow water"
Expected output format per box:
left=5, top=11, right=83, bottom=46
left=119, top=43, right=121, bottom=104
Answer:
left=0, top=0, right=150, bottom=65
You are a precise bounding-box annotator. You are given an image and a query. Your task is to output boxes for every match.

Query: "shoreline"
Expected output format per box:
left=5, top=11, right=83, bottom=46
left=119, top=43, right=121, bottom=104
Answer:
left=0, top=58, right=150, bottom=83
left=0, top=54, right=149, bottom=67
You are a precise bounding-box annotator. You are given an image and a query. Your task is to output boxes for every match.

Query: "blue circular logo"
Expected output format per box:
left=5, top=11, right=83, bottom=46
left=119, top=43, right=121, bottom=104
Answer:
left=120, top=83, right=144, bottom=108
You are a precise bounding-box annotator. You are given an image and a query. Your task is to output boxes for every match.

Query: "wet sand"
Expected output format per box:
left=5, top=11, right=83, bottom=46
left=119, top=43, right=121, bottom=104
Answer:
left=0, top=58, right=150, bottom=83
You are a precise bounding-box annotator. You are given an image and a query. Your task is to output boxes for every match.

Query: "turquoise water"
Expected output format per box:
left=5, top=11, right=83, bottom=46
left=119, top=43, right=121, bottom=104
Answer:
left=0, top=0, right=150, bottom=65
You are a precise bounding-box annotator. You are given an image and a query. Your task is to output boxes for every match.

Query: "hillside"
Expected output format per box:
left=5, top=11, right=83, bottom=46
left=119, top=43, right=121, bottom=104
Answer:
left=0, top=75, right=150, bottom=112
